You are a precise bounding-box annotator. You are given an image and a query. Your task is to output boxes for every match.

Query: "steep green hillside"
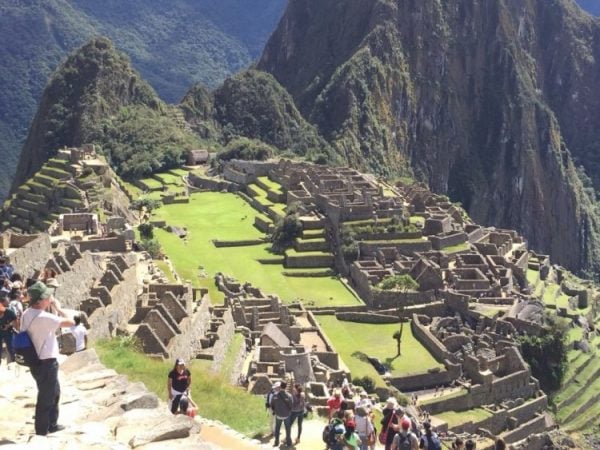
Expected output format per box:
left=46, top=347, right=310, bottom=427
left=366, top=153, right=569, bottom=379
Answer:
left=211, top=70, right=335, bottom=161
left=258, top=0, right=600, bottom=276
left=0, top=0, right=285, bottom=200
left=14, top=38, right=199, bottom=186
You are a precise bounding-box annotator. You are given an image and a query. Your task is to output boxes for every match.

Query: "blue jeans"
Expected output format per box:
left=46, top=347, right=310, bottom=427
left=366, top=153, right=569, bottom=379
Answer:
left=287, top=410, right=304, bottom=440
left=30, top=359, right=60, bottom=435
left=0, top=332, right=14, bottom=364
left=274, top=416, right=292, bottom=446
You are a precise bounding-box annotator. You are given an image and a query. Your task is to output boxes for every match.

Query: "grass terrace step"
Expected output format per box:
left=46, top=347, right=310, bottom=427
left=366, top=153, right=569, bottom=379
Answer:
left=257, top=176, right=283, bottom=194
left=302, top=228, right=326, bottom=239
left=47, top=158, right=69, bottom=169
left=138, top=178, right=163, bottom=191
left=16, top=185, right=31, bottom=196
left=563, top=395, right=600, bottom=431
left=282, top=268, right=336, bottom=277
left=557, top=358, right=600, bottom=422
left=35, top=173, right=59, bottom=187
left=40, top=166, right=71, bottom=180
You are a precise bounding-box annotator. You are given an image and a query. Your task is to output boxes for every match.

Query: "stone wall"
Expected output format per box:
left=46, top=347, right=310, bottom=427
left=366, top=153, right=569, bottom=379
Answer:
left=6, top=233, right=52, bottom=277
left=371, top=290, right=434, bottom=309
left=78, top=235, right=127, bottom=253
left=389, top=363, right=460, bottom=391
left=429, top=232, right=468, bottom=250
left=501, top=415, right=547, bottom=444
left=359, top=240, right=432, bottom=257
left=54, top=252, right=104, bottom=310
left=411, top=315, right=454, bottom=363
left=86, top=262, right=139, bottom=340
left=210, top=309, right=236, bottom=372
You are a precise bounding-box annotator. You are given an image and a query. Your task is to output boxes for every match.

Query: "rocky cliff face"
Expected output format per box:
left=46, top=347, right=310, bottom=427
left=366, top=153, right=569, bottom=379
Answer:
left=259, top=0, right=600, bottom=275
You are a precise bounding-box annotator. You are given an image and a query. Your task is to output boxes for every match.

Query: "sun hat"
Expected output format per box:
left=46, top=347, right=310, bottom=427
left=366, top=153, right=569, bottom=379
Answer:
left=175, top=358, right=186, bottom=365
left=385, top=397, right=398, bottom=408
left=45, top=278, right=60, bottom=288
left=27, top=281, right=53, bottom=304
left=401, top=417, right=411, bottom=430
left=272, top=381, right=281, bottom=389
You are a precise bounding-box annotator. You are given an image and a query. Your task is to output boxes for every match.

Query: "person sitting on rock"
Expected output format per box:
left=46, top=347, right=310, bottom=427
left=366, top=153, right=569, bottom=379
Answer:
left=69, top=315, right=88, bottom=352
left=167, top=358, right=191, bottom=414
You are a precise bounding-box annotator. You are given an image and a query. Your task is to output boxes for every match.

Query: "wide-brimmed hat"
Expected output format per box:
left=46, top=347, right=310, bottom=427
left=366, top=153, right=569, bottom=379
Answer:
left=27, top=281, right=53, bottom=304
left=385, top=397, right=398, bottom=408
left=45, top=278, right=60, bottom=288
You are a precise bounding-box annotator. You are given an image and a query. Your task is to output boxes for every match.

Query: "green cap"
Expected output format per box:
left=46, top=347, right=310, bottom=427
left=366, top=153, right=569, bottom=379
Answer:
left=28, top=281, right=53, bottom=304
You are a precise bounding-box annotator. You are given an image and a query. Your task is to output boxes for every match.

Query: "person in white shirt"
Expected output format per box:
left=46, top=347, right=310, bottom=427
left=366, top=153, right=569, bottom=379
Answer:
left=69, top=315, right=88, bottom=352
left=21, top=281, right=74, bottom=436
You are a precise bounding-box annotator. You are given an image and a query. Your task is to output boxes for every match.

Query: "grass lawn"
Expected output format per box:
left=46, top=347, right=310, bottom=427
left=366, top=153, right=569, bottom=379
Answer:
left=543, top=284, right=559, bottom=305
left=526, top=269, right=539, bottom=286
left=95, top=338, right=268, bottom=438
left=436, top=408, right=492, bottom=428
left=257, top=176, right=283, bottom=193
left=139, top=178, right=164, bottom=190
left=152, top=192, right=360, bottom=306
left=316, top=316, right=443, bottom=384
left=409, top=216, right=425, bottom=226
left=442, top=242, right=470, bottom=254
left=154, top=260, right=177, bottom=283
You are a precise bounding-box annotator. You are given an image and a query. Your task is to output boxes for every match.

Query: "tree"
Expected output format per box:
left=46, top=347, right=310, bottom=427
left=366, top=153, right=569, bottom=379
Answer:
left=517, top=314, right=569, bottom=393
left=139, top=223, right=154, bottom=240
left=271, top=203, right=303, bottom=252
left=378, top=274, right=419, bottom=356
left=131, top=198, right=161, bottom=213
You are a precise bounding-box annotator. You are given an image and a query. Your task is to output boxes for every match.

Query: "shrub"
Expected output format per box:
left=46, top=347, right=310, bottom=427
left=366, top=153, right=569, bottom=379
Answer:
left=271, top=210, right=303, bottom=252
left=139, top=223, right=154, bottom=240
left=217, top=137, right=275, bottom=161
left=139, top=238, right=161, bottom=258
left=352, top=376, right=376, bottom=394
left=377, top=274, right=418, bottom=291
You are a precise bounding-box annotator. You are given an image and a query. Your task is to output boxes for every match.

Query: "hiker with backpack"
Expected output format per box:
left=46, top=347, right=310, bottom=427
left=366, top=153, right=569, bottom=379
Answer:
left=380, top=397, right=402, bottom=450
left=270, top=381, right=293, bottom=447
left=323, top=409, right=346, bottom=450
left=20, top=281, right=75, bottom=435
left=391, top=416, right=418, bottom=450
left=419, top=421, right=441, bottom=450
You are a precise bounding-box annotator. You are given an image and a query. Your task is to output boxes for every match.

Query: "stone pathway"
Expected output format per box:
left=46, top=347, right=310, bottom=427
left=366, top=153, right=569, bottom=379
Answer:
left=0, top=352, right=272, bottom=449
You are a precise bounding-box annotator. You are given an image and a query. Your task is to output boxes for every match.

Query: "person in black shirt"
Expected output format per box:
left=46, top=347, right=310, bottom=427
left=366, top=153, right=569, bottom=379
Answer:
left=167, top=358, right=191, bottom=414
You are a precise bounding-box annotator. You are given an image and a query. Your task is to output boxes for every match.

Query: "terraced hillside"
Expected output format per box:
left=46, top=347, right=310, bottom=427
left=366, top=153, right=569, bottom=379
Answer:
left=0, top=155, right=97, bottom=233
left=553, top=317, right=600, bottom=433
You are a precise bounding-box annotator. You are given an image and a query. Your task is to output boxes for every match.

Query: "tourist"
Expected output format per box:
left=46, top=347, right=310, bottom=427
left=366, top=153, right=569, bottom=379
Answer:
left=21, top=281, right=75, bottom=435
left=356, top=391, right=374, bottom=411
left=326, top=410, right=346, bottom=450
left=265, top=381, right=280, bottom=434
left=270, top=380, right=293, bottom=447
left=8, top=288, right=23, bottom=329
left=381, top=397, right=401, bottom=450
left=287, top=383, right=306, bottom=444
left=9, top=272, right=24, bottom=290
left=327, top=388, right=343, bottom=420
left=167, top=358, right=191, bottom=414
left=494, top=438, right=506, bottom=450
left=354, top=406, right=375, bottom=450
left=451, top=437, right=464, bottom=450
left=0, top=257, right=14, bottom=282
left=419, top=421, right=441, bottom=449
left=342, top=420, right=362, bottom=449
left=69, top=315, right=88, bottom=352
left=390, top=416, right=418, bottom=450
left=465, top=439, right=476, bottom=450
left=0, top=293, right=17, bottom=365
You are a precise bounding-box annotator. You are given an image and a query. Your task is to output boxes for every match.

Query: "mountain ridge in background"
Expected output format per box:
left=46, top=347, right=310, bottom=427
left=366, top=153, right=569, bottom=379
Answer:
left=0, top=0, right=286, bottom=199
left=258, top=0, right=600, bottom=276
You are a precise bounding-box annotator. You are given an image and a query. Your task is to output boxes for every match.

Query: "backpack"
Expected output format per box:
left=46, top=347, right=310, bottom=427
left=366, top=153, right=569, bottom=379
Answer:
left=12, top=330, right=40, bottom=367
left=322, top=422, right=342, bottom=446
left=395, top=432, right=414, bottom=450
left=12, top=314, right=41, bottom=367
left=422, top=432, right=442, bottom=450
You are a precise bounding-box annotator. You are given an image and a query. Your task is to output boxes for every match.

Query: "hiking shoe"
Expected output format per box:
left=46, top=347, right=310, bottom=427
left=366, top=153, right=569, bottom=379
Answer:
left=48, top=425, right=65, bottom=433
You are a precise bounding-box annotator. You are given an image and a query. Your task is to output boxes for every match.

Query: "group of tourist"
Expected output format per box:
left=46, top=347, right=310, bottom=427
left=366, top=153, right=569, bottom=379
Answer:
left=0, top=257, right=89, bottom=436
left=259, top=376, right=510, bottom=450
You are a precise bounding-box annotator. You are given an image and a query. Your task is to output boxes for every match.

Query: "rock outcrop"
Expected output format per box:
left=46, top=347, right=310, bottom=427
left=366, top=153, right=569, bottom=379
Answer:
left=258, top=0, right=600, bottom=275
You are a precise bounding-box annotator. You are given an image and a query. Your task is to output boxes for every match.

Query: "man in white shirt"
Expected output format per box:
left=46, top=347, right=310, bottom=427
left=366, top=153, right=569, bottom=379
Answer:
left=21, top=281, right=74, bottom=436
left=69, top=315, right=88, bottom=352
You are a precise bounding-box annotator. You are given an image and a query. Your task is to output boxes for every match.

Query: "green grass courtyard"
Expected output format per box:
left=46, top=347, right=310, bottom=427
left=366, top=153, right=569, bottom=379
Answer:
left=151, top=192, right=360, bottom=306
left=316, top=315, right=444, bottom=385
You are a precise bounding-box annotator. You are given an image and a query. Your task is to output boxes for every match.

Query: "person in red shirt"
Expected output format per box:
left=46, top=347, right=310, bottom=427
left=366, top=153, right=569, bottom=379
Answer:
left=327, top=389, right=343, bottom=420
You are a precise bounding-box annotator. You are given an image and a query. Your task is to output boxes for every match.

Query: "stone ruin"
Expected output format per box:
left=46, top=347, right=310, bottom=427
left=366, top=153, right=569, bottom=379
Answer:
left=210, top=274, right=345, bottom=398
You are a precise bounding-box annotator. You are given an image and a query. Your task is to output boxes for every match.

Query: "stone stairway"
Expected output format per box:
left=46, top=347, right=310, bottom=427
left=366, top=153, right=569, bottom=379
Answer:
left=0, top=350, right=271, bottom=449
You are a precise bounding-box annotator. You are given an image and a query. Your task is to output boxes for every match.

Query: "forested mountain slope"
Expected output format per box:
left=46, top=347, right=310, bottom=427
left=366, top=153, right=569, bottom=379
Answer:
left=0, top=0, right=285, bottom=199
